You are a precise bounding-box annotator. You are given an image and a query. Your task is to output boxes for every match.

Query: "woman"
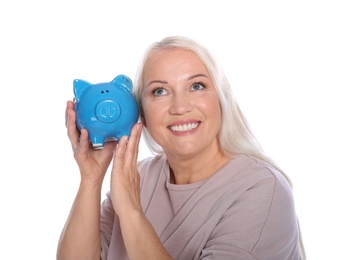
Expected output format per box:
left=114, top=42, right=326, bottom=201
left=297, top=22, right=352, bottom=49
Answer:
left=57, top=36, right=305, bottom=259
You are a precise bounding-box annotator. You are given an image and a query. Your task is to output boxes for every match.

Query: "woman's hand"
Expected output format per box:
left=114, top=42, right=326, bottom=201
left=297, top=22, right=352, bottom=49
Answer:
left=110, top=123, right=143, bottom=217
left=65, top=100, right=117, bottom=182
left=110, top=123, right=173, bottom=259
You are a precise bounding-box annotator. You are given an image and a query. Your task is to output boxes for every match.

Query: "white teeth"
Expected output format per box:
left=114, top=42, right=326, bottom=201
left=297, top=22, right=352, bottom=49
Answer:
left=170, top=123, right=199, bottom=132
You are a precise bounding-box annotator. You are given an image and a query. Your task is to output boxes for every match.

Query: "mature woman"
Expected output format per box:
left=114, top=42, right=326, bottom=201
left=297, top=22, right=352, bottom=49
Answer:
left=57, top=36, right=305, bottom=260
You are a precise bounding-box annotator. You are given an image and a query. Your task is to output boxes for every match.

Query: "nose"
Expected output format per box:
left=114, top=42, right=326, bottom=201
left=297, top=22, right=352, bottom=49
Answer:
left=169, top=92, right=193, bottom=115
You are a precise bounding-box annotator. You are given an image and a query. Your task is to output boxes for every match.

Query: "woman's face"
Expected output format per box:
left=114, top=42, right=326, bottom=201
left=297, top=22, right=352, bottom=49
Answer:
left=141, top=48, right=222, bottom=158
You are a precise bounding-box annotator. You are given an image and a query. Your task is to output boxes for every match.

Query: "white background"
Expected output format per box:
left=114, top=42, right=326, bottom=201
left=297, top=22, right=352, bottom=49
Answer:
left=1, top=1, right=357, bottom=259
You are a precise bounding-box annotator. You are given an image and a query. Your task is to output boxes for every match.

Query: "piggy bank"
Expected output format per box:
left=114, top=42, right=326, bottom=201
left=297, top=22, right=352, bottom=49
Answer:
left=73, top=74, right=139, bottom=149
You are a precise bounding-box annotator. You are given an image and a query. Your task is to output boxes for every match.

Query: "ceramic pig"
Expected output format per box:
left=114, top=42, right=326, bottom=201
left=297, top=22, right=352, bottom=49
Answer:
left=73, top=74, right=139, bottom=149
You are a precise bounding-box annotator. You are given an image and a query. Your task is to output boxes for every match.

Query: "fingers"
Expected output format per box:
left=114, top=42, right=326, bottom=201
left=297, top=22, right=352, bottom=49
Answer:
left=65, top=100, right=81, bottom=151
left=125, top=123, right=142, bottom=164
left=65, top=100, right=74, bottom=127
left=114, top=135, right=129, bottom=167
left=113, top=123, right=143, bottom=170
left=78, top=128, right=90, bottom=151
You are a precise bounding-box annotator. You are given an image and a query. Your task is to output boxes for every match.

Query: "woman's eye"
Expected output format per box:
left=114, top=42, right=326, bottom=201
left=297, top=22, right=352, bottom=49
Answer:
left=153, top=88, right=167, bottom=96
left=191, top=83, right=205, bottom=91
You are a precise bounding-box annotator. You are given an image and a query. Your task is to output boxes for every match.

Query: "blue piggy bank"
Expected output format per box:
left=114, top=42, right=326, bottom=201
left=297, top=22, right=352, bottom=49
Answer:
left=73, top=74, right=139, bottom=149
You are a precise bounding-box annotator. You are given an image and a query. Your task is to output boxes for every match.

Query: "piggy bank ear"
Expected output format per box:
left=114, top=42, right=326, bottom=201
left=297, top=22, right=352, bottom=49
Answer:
left=73, top=79, right=92, bottom=101
left=112, top=75, right=133, bottom=92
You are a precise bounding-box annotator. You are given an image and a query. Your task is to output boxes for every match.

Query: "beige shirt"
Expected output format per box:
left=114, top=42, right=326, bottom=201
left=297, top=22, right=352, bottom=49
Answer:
left=100, top=154, right=301, bottom=259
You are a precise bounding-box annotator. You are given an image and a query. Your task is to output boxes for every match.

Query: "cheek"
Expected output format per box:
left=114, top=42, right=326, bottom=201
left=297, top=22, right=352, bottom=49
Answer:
left=202, top=98, right=222, bottom=132
left=141, top=101, right=164, bottom=128
left=199, top=97, right=222, bottom=118
left=212, top=105, right=223, bottom=129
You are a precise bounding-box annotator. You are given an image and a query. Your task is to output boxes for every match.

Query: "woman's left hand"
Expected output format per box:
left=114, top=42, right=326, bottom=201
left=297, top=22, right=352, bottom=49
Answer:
left=110, top=123, right=143, bottom=217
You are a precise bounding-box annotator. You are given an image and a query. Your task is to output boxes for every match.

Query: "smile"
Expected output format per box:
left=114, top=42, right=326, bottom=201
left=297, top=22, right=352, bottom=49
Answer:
left=169, top=122, right=199, bottom=132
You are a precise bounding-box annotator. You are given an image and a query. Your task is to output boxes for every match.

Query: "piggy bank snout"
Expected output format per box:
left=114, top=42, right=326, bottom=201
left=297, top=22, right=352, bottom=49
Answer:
left=95, top=100, right=121, bottom=123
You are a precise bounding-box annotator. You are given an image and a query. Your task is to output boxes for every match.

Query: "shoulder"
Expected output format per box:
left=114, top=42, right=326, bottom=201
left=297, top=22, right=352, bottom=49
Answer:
left=219, top=154, right=292, bottom=195
left=213, top=155, right=298, bottom=241
left=137, top=155, right=169, bottom=186
left=237, top=155, right=296, bottom=214
left=137, top=155, right=168, bottom=176
left=205, top=155, right=301, bottom=258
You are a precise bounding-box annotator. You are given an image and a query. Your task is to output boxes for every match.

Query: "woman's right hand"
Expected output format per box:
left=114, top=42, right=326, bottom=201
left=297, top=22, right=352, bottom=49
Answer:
left=65, top=100, right=117, bottom=182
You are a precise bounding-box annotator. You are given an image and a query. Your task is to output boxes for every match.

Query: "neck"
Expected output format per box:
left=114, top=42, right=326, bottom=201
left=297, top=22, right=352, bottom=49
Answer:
left=167, top=148, right=230, bottom=185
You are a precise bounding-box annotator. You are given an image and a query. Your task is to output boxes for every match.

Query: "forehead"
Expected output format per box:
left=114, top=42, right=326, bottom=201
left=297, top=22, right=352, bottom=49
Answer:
left=144, top=48, right=207, bottom=74
left=147, top=48, right=199, bottom=61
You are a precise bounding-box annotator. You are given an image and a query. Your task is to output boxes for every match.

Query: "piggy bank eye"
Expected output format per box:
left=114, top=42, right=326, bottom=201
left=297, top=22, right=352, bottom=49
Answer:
left=101, top=90, right=110, bottom=94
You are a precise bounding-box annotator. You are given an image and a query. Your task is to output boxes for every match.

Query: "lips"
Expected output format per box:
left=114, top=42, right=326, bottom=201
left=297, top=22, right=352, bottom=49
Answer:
left=169, top=122, right=200, bottom=132
left=168, top=120, right=200, bottom=133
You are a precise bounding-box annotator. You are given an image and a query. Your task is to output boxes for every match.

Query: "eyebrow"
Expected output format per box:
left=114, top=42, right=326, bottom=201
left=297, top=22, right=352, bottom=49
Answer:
left=188, top=73, right=208, bottom=80
left=146, top=80, right=168, bottom=88
left=146, top=74, right=208, bottom=88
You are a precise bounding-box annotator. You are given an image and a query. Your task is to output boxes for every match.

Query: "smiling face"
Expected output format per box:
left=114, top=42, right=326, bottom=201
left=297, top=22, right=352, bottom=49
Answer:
left=141, top=48, right=223, bottom=159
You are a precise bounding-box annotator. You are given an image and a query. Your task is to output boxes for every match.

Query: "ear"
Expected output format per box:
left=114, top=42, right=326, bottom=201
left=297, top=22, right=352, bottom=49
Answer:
left=112, top=74, right=133, bottom=92
left=73, top=79, right=92, bottom=101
